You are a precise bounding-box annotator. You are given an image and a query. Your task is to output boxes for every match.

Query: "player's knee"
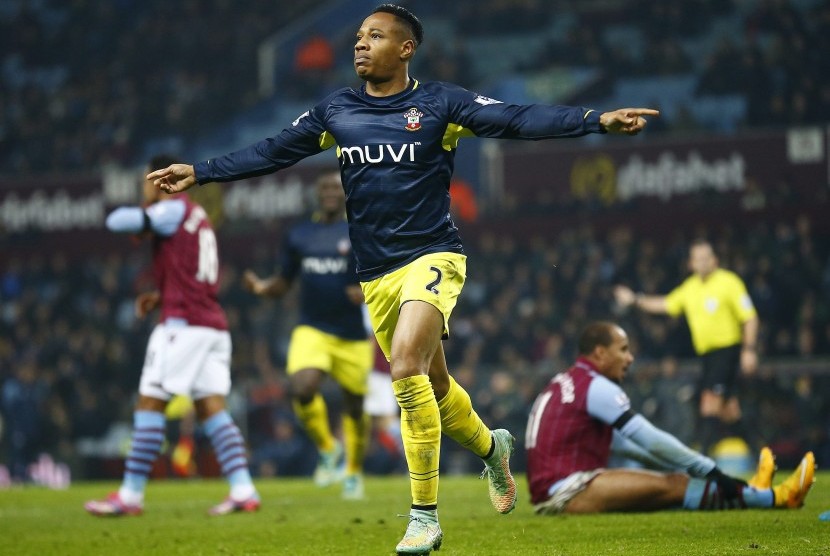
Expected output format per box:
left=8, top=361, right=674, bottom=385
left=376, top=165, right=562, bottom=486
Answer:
left=289, top=368, right=323, bottom=402
left=136, top=395, right=168, bottom=413
left=430, top=377, right=450, bottom=400
left=290, top=379, right=317, bottom=403
left=194, top=395, right=226, bottom=421
left=389, top=354, right=429, bottom=381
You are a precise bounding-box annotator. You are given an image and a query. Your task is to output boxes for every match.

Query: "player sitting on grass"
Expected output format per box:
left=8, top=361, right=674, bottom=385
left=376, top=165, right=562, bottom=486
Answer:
left=526, top=321, right=815, bottom=514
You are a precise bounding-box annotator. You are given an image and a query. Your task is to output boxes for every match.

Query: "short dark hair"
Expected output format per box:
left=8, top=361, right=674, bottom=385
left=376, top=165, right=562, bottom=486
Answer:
left=578, top=321, right=618, bottom=355
left=149, top=154, right=180, bottom=172
left=373, top=4, right=423, bottom=47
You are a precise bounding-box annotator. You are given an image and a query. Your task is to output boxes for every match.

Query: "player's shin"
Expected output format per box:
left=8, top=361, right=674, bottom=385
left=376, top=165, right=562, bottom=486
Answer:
left=203, top=411, right=256, bottom=500
left=293, top=394, right=336, bottom=452
left=342, top=412, right=370, bottom=475
left=682, top=478, right=773, bottom=510
left=436, top=375, right=492, bottom=458
left=393, top=375, right=440, bottom=507
left=120, top=410, right=166, bottom=503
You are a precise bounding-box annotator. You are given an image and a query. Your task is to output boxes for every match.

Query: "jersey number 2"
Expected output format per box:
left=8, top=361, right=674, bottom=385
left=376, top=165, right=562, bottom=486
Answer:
left=425, top=266, right=442, bottom=294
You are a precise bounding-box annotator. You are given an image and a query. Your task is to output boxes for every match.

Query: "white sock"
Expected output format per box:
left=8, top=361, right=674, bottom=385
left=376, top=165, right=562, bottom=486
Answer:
left=118, top=486, right=144, bottom=506
left=231, top=483, right=257, bottom=501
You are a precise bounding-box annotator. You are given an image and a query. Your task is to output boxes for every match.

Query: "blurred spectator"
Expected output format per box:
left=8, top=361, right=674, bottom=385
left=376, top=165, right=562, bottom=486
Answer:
left=450, top=178, right=479, bottom=223
left=1, top=0, right=829, bottom=480
left=1, top=354, right=48, bottom=482
left=290, top=35, right=335, bottom=99
left=0, top=0, right=317, bottom=176
left=1, top=201, right=829, bottom=477
left=2, top=0, right=828, bottom=176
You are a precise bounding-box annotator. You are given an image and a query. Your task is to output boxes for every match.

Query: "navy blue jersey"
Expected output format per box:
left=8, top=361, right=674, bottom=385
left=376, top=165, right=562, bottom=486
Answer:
left=195, top=80, right=605, bottom=280
left=280, top=215, right=366, bottom=340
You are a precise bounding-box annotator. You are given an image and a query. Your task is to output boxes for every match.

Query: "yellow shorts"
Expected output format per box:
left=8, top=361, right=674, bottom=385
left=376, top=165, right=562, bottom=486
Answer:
left=286, top=325, right=372, bottom=395
left=361, top=252, right=467, bottom=359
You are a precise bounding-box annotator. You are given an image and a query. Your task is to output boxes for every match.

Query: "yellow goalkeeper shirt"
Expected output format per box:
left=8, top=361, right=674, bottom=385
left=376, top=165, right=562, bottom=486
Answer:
left=664, top=268, right=757, bottom=355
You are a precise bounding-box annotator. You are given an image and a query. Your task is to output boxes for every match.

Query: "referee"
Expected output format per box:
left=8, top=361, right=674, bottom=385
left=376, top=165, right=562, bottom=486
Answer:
left=614, top=239, right=759, bottom=456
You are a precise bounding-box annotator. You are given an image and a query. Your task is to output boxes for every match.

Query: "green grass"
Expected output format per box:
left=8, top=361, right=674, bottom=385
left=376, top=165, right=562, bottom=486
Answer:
left=2, top=472, right=829, bottom=556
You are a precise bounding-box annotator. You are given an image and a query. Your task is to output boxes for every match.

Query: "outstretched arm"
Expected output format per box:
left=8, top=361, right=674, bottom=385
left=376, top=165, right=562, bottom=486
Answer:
left=446, top=82, right=659, bottom=140
left=617, top=412, right=716, bottom=478
left=147, top=164, right=197, bottom=195
left=586, top=377, right=715, bottom=476
left=614, top=285, right=669, bottom=314
left=599, top=108, right=660, bottom=135
left=150, top=98, right=333, bottom=195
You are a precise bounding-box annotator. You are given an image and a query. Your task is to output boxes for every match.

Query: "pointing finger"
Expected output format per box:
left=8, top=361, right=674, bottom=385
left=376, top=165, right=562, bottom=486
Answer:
left=630, top=108, right=660, bottom=117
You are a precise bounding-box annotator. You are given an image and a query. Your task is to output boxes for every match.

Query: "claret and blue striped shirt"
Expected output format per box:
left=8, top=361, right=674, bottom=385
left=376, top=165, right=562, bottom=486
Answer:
left=195, top=79, right=605, bottom=280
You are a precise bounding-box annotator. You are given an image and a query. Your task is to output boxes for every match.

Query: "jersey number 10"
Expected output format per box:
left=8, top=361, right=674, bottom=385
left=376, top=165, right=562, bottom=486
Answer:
left=195, top=228, right=219, bottom=284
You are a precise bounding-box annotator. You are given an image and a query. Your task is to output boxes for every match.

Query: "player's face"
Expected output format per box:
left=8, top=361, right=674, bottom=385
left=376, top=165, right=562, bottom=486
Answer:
left=354, top=12, right=412, bottom=82
left=601, top=326, right=634, bottom=383
left=689, top=244, right=718, bottom=277
left=316, top=173, right=344, bottom=214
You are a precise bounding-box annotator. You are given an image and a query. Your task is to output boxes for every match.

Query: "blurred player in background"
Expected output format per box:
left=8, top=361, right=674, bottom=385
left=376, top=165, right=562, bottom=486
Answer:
left=526, top=321, right=814, bottom=514
left=243, top=170, right=372, bottom=500
left=614, top=239, right=760, bottom=456
left=147, top=4, right=659, bottom=553
left=85, top=154, right=260, bottom=517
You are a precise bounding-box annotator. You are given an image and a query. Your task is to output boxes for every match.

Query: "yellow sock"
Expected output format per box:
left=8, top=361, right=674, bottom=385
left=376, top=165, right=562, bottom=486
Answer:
left=342, top=412, right=370, bottom=475
left=393, top=375, right=440, bottom=507
left=293, top=394, right=335, bottom=452
left=436, top=376, right=492, bottom=458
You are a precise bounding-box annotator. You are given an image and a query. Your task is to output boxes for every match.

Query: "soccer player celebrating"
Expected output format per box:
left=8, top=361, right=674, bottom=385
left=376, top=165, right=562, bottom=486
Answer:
left=85, top=154, right=260, bottom=517
left=147, top=4, right=658, bottom=553
left=525, top=321, right=814, bottom=515
left=614, top=239, right=760, bottom=455
left=242, top=170, right=373, bottom=500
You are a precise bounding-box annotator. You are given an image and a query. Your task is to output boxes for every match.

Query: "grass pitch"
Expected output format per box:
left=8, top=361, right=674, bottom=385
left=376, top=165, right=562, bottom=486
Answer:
left=2, top=472, right=828, bottom=555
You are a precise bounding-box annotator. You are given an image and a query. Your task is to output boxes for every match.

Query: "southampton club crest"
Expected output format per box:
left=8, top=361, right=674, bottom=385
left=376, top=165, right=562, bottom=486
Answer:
left=404, top=107, right=424, bottom=131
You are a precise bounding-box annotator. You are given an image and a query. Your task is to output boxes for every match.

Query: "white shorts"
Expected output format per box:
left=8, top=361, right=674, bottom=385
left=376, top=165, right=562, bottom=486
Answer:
left=533, top=469, right=603, bottom=515
left=363, top=370, right=398, bottom=417
left=139, top=321, right=232, bottom=401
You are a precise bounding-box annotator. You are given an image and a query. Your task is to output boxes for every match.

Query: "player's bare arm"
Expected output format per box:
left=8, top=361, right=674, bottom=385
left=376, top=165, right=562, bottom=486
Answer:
left=147, top=163, right=197, bottom=194
left=740, top=316, right=760, bottom=375
left=135, top=291, right=160, bottom=319
left=613, top=285, right=668, bottom=314
left=600, top=108, right=660, bottom=135
left=344, top=284, right=365, bottom=305
left=242, top=269, right=290, bottom=297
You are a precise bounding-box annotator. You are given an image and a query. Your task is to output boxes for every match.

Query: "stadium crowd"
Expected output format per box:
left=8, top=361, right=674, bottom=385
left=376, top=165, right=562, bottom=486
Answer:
left=2, top=0, right=829, bottom=176
left=1, top=0, right=828, bottom=485
left=2, top=201, right=828, bottom=481
left=0, top=0, right=317, bottom=175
